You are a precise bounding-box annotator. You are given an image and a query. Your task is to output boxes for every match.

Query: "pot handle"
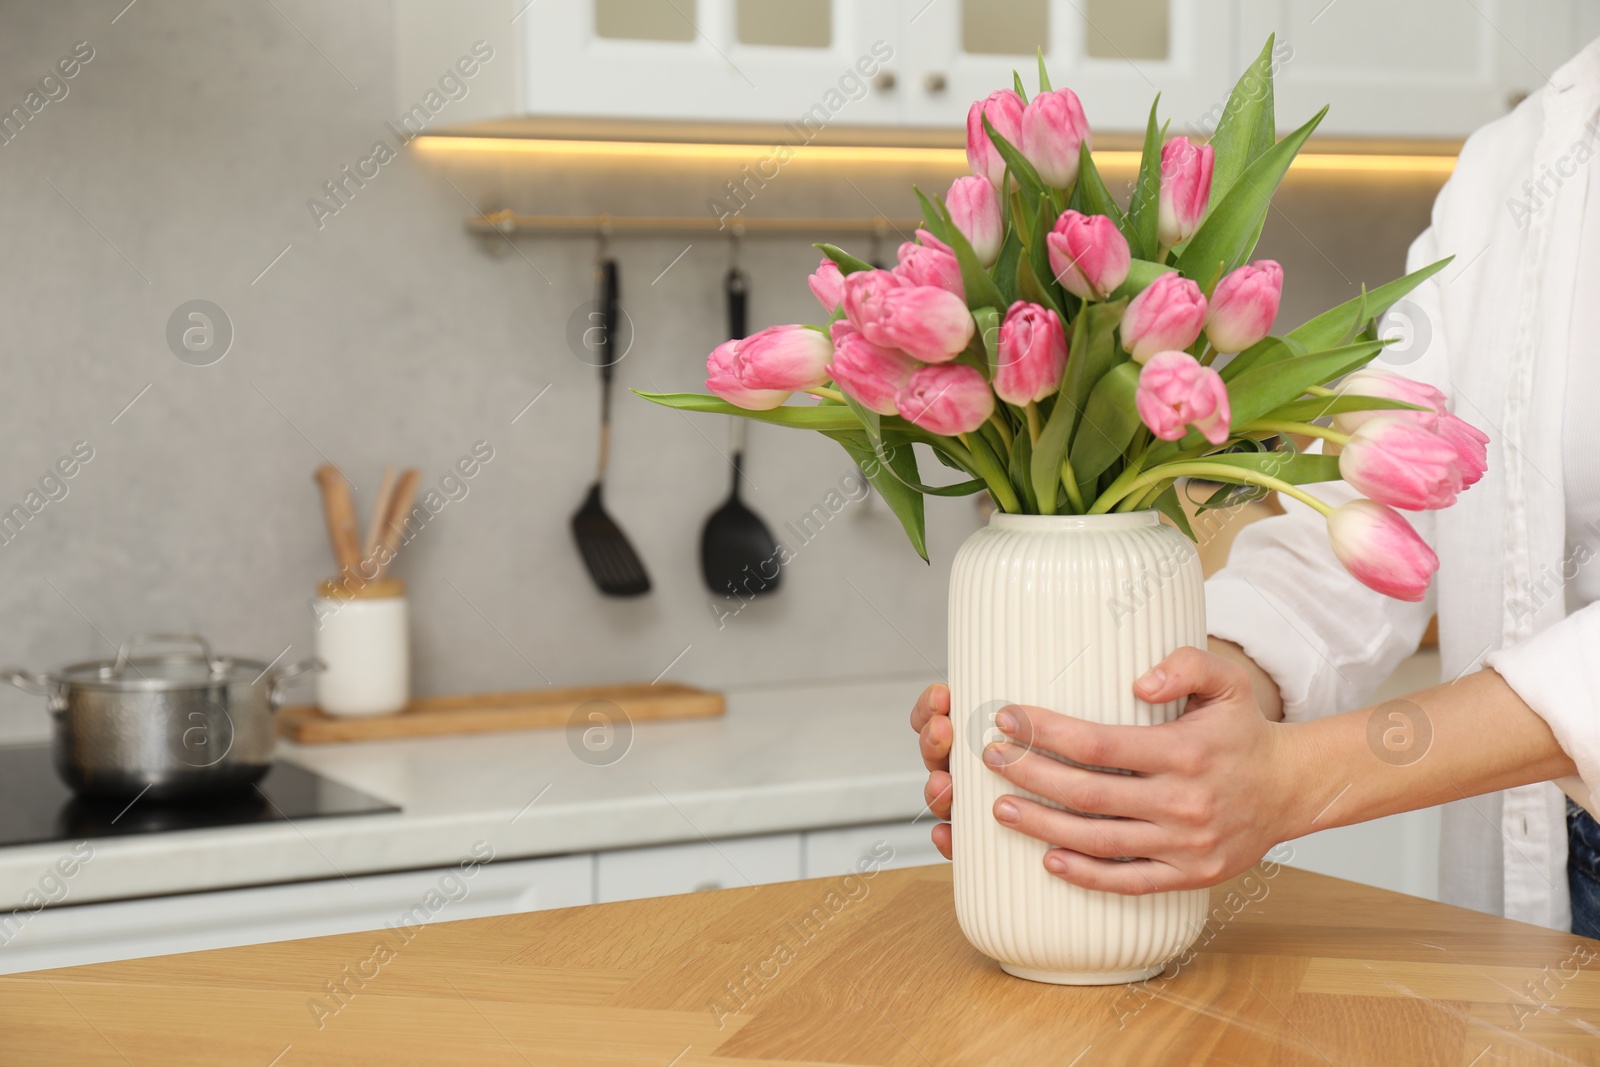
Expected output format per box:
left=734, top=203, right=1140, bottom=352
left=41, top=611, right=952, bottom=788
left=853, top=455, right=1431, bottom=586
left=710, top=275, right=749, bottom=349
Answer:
left=0, top=669, right=55, bottom=696
left=268, top=658, right=324, bottom=709
left=114, top=632, right=222, bottom=676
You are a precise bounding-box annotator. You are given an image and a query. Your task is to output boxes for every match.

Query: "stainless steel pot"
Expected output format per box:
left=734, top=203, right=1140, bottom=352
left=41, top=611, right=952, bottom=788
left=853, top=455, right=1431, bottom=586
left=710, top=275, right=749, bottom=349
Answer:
left=2, top=633, right=320, bottom=801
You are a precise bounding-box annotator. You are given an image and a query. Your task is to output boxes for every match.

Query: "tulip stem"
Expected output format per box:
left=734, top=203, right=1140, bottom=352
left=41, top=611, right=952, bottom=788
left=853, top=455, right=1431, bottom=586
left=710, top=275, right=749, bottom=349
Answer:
left=1241, top=420, right=1350, bottom=447
left=987, top=413, right=1014, bottom=451
left=1025, top=403, right=1042, bottom=446
left=811, top=387, right=846, bottom=403
left=1088, top=462, right=1335, bottom=518
left=959, top=433, right=1022, bottom=514
left=1196, top=343, right=1217, bottom=367
left=1059, top=459, right=1085, bottom=513
left=1305, top=385, right=1336, bottom=397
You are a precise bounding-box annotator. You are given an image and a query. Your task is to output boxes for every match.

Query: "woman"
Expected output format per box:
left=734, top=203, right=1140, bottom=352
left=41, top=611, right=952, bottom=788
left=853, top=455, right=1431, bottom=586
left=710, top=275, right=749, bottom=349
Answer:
left=911, top=39, right=1600, bottom=936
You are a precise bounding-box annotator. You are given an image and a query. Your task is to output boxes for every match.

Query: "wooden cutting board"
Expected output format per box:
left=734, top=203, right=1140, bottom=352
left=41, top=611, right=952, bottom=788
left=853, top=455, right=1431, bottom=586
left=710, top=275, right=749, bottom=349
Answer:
left=277, top=682, right=724, bottom=743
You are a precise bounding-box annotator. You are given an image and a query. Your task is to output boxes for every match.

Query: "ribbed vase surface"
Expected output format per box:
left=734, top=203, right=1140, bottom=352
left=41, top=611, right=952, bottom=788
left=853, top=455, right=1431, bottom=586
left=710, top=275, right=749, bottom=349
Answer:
left=948, top=511, right=1209, bottom=984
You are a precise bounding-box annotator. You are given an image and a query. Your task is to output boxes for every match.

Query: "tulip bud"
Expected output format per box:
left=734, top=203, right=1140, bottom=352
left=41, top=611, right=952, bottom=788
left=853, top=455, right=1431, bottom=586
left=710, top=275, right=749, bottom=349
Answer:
left=843, top=270, right=974, bottom=364
left=706, top=338, right=791, bottom=410
left=1157, top=136, right=1214, bottom=249
left=1047, top=210, right=1131, bottom=301
left=895, top=363, right=995, bottom=436
left=808, top=259, right=845, bottom=313
left=1437, top=413, right=1489, bottom=488
left=893, top=230, right=964, bottom=299
left=965, top=89, right=1025, bottom=189
left=1134, top=350, right=1231, bottom=445
left=1120, top=272, right=1207, bottom=363
left=828, top=323, right=919, bottom=416
left=1326, top=498, right=1439, bottom=602
left=993, top=301, right=1067, bottom=405
left=1329, top=368, right=1447, bottom=436
left=1204, top=260, right=1282, bottom=353
left=1339, top=415, right=1463, bottom=511
left=946, top=176, right=1003, bottom=267
left=1020, top=88, right=1091, bottom=189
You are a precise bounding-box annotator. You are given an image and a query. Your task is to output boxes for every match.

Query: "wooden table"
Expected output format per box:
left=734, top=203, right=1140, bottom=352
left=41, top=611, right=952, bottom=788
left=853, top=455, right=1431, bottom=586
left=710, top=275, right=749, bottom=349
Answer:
left=3, top=864, right=1597, bottom=1065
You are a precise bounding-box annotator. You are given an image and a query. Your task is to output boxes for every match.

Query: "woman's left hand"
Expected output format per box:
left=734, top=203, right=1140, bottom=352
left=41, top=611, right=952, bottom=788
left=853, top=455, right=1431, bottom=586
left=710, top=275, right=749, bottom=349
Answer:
left=984, top=646, right=1308, bottom=894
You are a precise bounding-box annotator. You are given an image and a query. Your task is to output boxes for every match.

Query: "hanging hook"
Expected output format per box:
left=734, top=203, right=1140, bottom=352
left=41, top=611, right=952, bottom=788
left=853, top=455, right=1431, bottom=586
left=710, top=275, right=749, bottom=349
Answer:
left=595, top=213, right=613, bottom=268
left=870, top=217, right=889, bottom=269
left=728, top=222, right=744, bottom=273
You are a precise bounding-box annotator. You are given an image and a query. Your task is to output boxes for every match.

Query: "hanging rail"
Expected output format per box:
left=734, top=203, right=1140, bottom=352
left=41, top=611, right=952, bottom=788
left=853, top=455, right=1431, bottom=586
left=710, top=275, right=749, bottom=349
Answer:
left=466, top=209, right=924, bottom=238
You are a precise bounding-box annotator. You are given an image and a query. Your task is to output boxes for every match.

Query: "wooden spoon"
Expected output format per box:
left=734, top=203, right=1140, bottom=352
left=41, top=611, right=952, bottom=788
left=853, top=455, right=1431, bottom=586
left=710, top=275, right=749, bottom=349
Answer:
left=313, top=464, right=362, bottom=578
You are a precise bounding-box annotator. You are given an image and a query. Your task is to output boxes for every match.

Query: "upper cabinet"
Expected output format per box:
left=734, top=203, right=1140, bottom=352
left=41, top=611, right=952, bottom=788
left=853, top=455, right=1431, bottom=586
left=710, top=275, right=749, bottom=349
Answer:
left=1236, top=0, right=1582, bottom=139
left=396, top=0, right=1594, bottom=138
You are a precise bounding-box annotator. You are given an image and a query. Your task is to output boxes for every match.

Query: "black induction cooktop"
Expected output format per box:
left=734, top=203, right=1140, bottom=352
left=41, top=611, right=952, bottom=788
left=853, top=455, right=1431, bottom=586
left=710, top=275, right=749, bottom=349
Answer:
left=0, top=744, right=398, bottom=848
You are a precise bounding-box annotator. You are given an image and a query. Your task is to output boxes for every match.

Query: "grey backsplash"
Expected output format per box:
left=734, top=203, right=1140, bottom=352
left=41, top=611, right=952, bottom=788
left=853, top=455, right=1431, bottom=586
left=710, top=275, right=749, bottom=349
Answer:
left=0, top=2, right=1442, bottom=741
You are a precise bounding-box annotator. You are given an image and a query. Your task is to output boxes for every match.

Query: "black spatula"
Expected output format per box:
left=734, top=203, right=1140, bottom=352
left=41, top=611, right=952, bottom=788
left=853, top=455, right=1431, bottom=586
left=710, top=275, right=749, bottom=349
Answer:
left=700, top=266, right=782, bottom=598
left=571, top=258, right=652, bottom=597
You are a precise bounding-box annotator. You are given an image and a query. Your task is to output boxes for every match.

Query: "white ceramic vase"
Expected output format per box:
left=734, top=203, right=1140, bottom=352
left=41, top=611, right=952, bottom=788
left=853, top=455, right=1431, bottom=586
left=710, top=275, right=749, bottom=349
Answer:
left=948, top=511, right=1209, bottom=984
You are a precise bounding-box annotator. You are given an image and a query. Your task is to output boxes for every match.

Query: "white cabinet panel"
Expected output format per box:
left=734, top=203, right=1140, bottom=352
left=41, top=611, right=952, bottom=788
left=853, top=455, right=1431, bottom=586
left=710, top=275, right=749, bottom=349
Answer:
left=0, top=853, right=594, bottom=976
left=597, top=834, right=802, bottom=902
left=802, top=821, right=944, bottom=878
left=1238, top=0, right=1579, bottom=138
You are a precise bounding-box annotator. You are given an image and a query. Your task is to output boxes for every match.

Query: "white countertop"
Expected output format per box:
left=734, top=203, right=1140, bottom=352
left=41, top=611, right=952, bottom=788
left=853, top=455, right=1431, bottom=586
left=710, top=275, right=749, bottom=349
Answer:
left=0, top=676, right=934, bottom=910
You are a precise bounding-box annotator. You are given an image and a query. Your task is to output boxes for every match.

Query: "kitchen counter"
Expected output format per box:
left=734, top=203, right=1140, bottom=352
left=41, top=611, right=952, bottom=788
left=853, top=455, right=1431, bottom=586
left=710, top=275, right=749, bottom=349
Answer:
left=0, top=676, right=933, bottom=910
left=4, top=863, right=1596, bottom=1065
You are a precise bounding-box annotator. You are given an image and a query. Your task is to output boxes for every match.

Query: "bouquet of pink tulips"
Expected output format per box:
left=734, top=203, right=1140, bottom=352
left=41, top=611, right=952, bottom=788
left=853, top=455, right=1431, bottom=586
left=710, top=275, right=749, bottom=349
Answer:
left=640, top=40, right=1487, bottom=602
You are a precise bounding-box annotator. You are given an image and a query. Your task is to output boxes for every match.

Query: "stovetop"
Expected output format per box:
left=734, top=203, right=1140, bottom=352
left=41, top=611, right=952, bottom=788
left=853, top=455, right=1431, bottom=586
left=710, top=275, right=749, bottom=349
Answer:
left=0, top=744, right=398, bottom=848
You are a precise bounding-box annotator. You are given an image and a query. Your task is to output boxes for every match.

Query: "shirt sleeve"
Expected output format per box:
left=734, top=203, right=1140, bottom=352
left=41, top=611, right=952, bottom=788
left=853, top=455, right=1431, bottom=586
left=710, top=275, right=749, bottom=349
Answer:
left=1484, top=602, right=1600, bottom=811
left=1205, top=225, right=1450, bottom=722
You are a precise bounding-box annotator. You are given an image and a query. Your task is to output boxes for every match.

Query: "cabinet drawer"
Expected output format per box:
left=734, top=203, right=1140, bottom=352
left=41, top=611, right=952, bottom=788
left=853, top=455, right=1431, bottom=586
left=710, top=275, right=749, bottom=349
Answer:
left=596, top=834, right=801, bottom=903
left=803, top=822, right=944, bottom=879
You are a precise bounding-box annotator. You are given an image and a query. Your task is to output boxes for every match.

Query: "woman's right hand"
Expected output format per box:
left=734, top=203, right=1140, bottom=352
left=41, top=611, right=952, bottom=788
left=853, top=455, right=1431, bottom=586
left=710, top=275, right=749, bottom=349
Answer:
left=910, top=682, right=954, bottom=859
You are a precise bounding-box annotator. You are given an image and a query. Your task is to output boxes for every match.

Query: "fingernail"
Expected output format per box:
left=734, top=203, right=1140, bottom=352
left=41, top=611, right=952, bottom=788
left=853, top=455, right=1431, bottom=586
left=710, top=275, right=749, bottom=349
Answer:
left=983, top=744, right=1006, bottom=768
left=995, top=709, right=1018, bottom=734
left=1044, top=853, right=1066, bottom=874
left=1137, top=667, right=1167, bottom=690
left=995, top=799, right=1019, bottom=823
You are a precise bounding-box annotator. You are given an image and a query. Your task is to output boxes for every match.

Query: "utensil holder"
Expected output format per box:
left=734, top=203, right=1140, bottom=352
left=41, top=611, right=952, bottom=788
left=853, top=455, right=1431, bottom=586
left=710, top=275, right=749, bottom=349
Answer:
left=313, top=578, right=409, bottom=717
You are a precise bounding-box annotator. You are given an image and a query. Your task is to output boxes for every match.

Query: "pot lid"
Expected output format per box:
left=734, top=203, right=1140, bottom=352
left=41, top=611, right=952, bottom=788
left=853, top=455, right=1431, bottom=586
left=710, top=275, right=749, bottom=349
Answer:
left=54, top=634, right=270, bottom=692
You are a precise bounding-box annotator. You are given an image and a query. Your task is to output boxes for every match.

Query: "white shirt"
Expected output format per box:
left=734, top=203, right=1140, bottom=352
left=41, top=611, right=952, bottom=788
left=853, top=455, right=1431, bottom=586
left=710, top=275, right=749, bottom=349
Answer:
left=1206, top=38, right=1600, bottom=931
left=1564, top=155, right=1600, bottom=609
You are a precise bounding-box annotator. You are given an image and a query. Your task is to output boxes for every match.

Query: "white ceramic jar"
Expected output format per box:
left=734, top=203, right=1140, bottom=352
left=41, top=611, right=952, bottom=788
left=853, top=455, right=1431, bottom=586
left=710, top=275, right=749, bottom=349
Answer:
left=948, top=511, right=1209, bottom=985
left=312, top=578, right=410, bottom=717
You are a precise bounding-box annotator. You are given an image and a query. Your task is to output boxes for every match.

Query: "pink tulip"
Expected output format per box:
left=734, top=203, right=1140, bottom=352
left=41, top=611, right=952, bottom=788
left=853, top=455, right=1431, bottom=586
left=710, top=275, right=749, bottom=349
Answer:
left=1339, top=415, right=1463, bottom=511
left=966, top=89, right=1026, bottom=189
left=828, top=323, right=919, bottom=416
left=1329, top=369, right=1447, bottom=435
left=895, top=363, right=995, bottom=436
left=1437, top=413, right=1490, bottom=488
left=947, top=176, right=1003, bottom=267
left=1120, top=272, right=1208, bottom=363
left=843, top=269, right=974, bottom=364
left=1020, top=88, right=1091, bottom=189
left=808, top=259, right=845, bottom=313
left=894, top=230, right=964, bottom=299
left=1135, top=350, right=1231, bottom=445
left=993, top=301, right=1067, bottom=406
left=1157, top=136, right=1214, bottom=249
left=734, top=325, right=833, bottom=391
left=706, top=339, right=791, bottom=410
left=1205, top=260, right=1282, bottom=353
left=1326, top=498, right=1439, bottom=602
left=1047, top=210, right=1131, bottom=301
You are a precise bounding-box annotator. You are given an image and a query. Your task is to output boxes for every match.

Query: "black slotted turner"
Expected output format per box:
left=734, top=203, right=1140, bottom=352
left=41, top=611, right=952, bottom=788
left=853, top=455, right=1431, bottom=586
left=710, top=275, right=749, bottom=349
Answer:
left=571, top=258, right=652, bottom=597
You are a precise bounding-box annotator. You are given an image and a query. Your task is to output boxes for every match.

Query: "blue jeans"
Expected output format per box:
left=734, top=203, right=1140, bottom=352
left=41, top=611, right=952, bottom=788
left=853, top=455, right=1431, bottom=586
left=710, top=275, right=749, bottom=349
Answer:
left=1569, top=799, right=1600, bottom=938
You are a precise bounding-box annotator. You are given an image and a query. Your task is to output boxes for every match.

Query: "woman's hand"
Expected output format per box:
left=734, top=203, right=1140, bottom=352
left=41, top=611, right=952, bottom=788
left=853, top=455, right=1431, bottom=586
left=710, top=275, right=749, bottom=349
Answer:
left=910, top=683, right=954, bottom=859
left=986, top=647, right=1306, bottom=893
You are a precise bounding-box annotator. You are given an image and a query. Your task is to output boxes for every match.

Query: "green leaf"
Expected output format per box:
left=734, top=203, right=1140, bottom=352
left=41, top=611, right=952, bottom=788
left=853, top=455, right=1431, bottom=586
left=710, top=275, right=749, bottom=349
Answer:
left=1287, top=257, right=1453, bottom=350
left=1187, top=450, right=1343, bottom=486
left=1225, top=341, right=1386, bottom=428
left=1068, top=141, right=1142, bottom=253
left=1219, top=335, right=1304, bottom=382
left=982, top=115, right=1048, bottom=198
left=1262, top=394, right=1428, bottom=422
left=1030, top=301, right=1124, bottom=510
left=1016, top=251, right=1065, bottom=319
left=993, top=229, right=1024, bottom=304
left=824, top=432, right=928, bottom=561
left=1124, top=97, right=1164, bottom=260
left=937, top=198, right=1008, bottom=312
left=973, top=306, right=1003, bottom=373
left=815, top=243, right=874, bottom=275
left=1067, top=361, right=1143, bottom=492
left=1110, top=258, right=1176, bottom=302
left=1150, top=483, right=1195, bottom=539
left=1036, top=49, right=1051, bottom=93
left=635, top=391, right=868, bottom=431
left=1012, top=70, right=1028, bottom=100
left=913, top=187, right=950, bottom=244
left=1175, top=107, right=1328, bottom=289
left=1008, top=428, right=1037, bottom=512
left=1207, top=35, right=1279, bottom=212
